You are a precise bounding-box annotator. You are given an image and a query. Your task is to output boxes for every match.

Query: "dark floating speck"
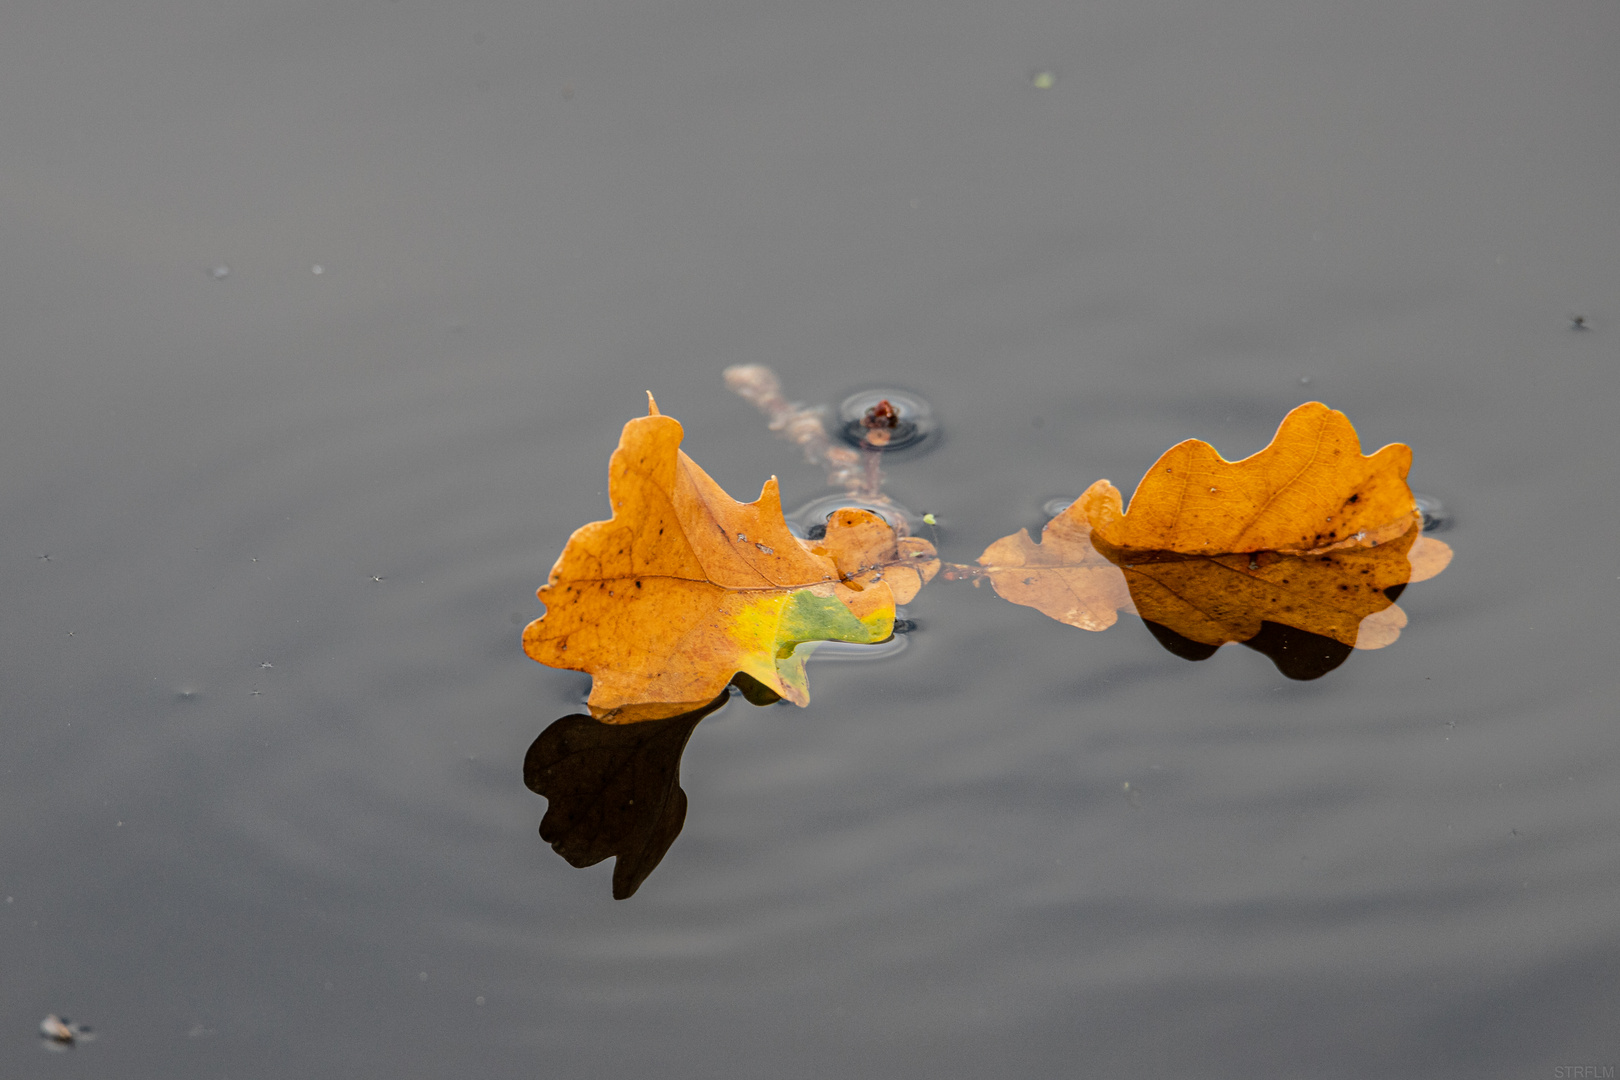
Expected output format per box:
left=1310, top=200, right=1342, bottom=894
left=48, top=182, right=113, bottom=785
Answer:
left=1414, top=493, right=1451, bottom=533
left=836, top=388, right=936, bottom=453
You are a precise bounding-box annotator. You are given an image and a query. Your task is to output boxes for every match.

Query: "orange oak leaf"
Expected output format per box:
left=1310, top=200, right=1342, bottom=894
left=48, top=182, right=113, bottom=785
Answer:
left=523, top=397, right=937, bottom=722
left=1085, top=401, right=1418, bottom=554
left=976, top=403, right=1452, bottom=661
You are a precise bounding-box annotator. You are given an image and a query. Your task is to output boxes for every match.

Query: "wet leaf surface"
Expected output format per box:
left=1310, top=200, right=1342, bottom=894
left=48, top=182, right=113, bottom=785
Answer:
left=1085, top=401, right=1419, bottom=554
left=523, top=398, right=937, bottom=721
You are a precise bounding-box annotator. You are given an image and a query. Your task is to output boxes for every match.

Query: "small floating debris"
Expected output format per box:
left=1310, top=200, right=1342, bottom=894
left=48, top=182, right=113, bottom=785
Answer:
left=836, top=388, right=935, bottom=453
left=1030, top=70, right=1057, bottom=90
left=40, top=1014, right=94, bottom=1049
left=208, top=265, right=230, bottom=281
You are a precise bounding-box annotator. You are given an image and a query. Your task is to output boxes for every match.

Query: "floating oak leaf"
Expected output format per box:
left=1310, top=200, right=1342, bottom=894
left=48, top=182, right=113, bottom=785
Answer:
left=976, top=403, right=1452, bottom=672
left=523, top=397, right=937, bottom=722
left=1086, top=401, right=1418, bottom=554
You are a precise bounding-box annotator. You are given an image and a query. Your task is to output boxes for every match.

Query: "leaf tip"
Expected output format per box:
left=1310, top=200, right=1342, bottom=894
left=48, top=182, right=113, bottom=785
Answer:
left=646, top=391, right=661, bottom=416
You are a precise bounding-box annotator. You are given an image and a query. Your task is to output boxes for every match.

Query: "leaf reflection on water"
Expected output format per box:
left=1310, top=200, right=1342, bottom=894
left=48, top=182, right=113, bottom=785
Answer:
left=522, top=394, right=1460, bottom=899
left=524, top=677, right=780, bottom=899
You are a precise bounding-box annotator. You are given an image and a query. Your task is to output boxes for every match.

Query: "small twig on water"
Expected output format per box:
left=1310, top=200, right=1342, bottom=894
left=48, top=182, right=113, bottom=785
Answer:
left=724, top=364, right=903, bottom=504
left=723, top=365, right=866, bottom=492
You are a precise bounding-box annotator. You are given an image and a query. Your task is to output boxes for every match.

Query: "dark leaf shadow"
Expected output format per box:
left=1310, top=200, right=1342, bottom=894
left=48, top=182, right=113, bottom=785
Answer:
left=1141, top=618, right=1353, bottom=680
left=523, top=676, right=781, bottom=899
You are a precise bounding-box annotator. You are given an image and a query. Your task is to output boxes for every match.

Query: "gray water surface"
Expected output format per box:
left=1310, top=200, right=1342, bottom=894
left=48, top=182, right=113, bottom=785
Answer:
left=3, top=0, right=1617, bottom=1077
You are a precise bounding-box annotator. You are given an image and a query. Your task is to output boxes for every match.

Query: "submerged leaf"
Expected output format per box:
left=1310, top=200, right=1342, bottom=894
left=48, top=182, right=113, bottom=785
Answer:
left=975, top=505, right=1131, bottom=632
left=524, top=399, right=936, bottom=721
left=814, top=506, right=940, bottom=605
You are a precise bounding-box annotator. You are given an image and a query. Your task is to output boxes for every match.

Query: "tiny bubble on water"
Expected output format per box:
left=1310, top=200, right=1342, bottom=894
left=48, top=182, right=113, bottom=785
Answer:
left=419, top=972, right=428, bottom=981
left=476, top=996, right=486, bottom=1006
left=311, top=264, right=324, bottom=275
left=209, top=265, right=230, bottom=280
left=1299, top=376, right=1312, bottom=385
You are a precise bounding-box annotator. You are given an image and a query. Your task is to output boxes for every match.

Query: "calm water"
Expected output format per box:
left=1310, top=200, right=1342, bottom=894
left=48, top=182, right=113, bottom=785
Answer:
left=3, top=0, right=1617, bottom=1076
